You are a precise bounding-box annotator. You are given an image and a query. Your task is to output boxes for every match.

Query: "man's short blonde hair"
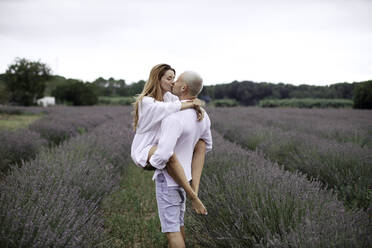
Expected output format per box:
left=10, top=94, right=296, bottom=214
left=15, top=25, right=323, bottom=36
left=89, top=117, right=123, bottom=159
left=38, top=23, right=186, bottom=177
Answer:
left=181, top=71, right=203, bottom=96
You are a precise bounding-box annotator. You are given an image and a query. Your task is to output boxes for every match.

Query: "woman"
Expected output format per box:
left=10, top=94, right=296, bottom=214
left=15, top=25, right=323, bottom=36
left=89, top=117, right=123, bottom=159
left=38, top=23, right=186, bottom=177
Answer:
left=131, top=63, right=207, bottom=214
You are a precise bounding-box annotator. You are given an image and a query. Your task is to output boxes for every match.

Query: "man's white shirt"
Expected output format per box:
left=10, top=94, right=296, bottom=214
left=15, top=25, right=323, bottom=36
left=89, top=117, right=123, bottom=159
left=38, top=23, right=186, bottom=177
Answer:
left=149, top=103, right=213, bottom=187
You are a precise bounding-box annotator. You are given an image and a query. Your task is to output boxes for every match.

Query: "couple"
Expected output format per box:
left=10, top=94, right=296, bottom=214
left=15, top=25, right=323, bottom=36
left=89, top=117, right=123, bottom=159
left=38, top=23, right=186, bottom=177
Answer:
left=131, top=64, right=212, bottom=247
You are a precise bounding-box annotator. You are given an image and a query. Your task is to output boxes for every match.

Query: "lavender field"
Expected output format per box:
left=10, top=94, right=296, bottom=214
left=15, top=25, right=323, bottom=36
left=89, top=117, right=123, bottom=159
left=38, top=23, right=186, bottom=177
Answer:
left=209, top=107, right=372, bottom=211
left=0, top=106, right=371, bottom=247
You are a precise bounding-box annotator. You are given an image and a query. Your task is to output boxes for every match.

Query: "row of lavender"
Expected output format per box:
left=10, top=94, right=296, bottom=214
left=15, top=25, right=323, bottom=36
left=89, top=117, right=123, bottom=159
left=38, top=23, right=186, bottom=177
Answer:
left=0, top=106, right=127, bottom=172
left=0, top=105, right=370, bottom=246
left=187, top=130, right=371, bottom=247
left=209, top=107, right=372, bottom=210
left=0, top=107, right=134, bottom=247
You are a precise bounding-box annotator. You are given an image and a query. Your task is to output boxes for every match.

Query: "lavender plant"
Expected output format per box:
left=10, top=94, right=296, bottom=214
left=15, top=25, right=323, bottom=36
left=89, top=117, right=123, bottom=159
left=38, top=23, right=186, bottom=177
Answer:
left=0, top=106, right=128, bottom=174
left=0, top=107, right=134, bottom=247
left=187, top=131, right=371, bottom=247
left=209, top=107, right=372, bottom=210
left=0, top=129, right=46, bottom=172
left=0, top=106, right=46, bottom=115
left=214, top=107, right=372, bottom=148
left=28, top=106, right=120, bottom=145
left=2, top=105, right=370, bottom=247
left=258, top=130, right=372, bottom=210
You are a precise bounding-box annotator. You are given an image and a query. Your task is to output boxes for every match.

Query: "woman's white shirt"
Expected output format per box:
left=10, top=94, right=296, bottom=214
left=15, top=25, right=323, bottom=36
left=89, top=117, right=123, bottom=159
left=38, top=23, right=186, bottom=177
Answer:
left=131, top=92, right=181, bottom=168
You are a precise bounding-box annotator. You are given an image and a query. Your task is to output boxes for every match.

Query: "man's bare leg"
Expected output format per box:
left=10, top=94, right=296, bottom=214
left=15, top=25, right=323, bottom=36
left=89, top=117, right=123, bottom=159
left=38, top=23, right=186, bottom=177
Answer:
left=148, top=146, right=207, bottom=215
left=190, top=140, right=206, bottom=196
left=166, top=232, right=185, bottom=248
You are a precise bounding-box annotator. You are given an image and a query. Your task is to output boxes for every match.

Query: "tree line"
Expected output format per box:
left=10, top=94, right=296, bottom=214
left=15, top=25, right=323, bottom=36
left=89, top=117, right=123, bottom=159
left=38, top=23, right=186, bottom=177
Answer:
left=0, top=58, right=371, bottom=108
left=200, top=81, right=356, bottom=105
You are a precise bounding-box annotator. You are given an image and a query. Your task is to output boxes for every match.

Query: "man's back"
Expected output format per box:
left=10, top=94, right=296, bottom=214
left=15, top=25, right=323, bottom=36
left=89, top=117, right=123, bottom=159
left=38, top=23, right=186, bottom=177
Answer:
left=151, top=108, right=212, bottom=186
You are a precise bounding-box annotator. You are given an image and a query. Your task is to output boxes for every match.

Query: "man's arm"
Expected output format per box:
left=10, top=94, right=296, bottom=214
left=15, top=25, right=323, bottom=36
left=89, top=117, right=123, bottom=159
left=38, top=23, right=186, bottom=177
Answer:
left=149, top=116, right=183, bottom=169
left=191, top=140, right=206, bottom=195
left=191, top=114, right=213, bottom=195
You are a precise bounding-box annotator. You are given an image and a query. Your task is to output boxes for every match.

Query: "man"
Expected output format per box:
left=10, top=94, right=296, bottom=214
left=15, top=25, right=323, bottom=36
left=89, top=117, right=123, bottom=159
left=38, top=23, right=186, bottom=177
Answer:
left=149, top=71, right=212, bottom=248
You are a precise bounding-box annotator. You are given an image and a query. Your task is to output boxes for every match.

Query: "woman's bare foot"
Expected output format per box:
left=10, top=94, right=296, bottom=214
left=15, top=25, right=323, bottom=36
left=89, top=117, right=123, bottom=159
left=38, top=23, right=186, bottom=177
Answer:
left=191, top=196, right=207, bottom=215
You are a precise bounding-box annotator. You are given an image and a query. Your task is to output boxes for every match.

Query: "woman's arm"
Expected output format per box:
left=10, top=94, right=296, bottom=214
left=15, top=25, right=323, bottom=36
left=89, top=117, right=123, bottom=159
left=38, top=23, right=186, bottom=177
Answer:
left=181, top=99, right=204, bottom=121
left=180, top=98, right=202, bottom=110
left=137, top=97, right=203, bottom=133
left=164, top=91, right=202, bottom=111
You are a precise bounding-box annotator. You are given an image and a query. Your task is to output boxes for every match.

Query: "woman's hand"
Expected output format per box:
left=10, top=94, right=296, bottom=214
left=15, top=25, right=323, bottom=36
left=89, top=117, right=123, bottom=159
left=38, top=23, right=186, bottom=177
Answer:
left=195, top=106, right=204, bottom=121
left=192, top=98, right=204, bottom=108
left=192, top=99, right=204, bottom=121
left=180, top=98, right=205, bottom=121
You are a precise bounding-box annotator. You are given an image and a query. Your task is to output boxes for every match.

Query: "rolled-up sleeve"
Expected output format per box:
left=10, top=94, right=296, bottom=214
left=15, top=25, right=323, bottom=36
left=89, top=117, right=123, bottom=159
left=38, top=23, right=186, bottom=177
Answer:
left=149, top=116, right=183, bottom=169
left=201, top=114, right=213, bottom=152
left=201, top=128, right=212, bottom=152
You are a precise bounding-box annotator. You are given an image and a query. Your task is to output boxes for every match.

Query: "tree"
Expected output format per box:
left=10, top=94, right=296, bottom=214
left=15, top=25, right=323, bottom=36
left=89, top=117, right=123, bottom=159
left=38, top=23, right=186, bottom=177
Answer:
left=0, top=74, right=9, bottom=103
left=52, top=81, right=98, bottom=106
left=0, top=76, right=10, bottom=104
left=353, top=80, right=372, bottom=109
left=330, top=82, right=355, bottom=99
left=127, top=80, right=146, bottom=96
left=5, top=58, right=51, bottom=106
left=44, top=75, right=73, bottom=96
left=92, top=77, right=127, bottom=96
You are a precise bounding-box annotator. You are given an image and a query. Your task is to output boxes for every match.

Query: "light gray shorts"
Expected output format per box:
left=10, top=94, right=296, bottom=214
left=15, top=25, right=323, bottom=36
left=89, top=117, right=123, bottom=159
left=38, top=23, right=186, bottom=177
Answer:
left=155, top=173, right=186, bottom=233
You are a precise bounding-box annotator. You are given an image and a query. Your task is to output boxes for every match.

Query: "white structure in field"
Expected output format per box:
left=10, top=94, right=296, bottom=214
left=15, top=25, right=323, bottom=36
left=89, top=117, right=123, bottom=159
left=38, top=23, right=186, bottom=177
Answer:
left=36, top=96, right=55, bottom=107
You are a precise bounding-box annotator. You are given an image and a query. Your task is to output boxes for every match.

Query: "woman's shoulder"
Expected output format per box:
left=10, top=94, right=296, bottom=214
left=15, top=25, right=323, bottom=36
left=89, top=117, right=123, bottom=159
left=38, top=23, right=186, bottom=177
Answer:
left=141, top=96, right=155, bottom=104
left=163, top=91, right=179, bottom=102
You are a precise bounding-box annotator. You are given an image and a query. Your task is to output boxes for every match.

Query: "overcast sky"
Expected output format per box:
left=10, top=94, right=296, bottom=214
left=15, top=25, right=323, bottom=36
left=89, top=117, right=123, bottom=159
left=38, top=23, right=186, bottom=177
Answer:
left=0, top=0, right=371, bottom=86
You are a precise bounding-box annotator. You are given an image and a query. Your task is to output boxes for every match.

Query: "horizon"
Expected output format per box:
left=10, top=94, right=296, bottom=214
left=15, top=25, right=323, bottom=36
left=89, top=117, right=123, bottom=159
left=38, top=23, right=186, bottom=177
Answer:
left=1, top=0, right=371, bottom=86
left=1, top=67, right=369, bottom=87
left=41, top=72, right=372, bottom=87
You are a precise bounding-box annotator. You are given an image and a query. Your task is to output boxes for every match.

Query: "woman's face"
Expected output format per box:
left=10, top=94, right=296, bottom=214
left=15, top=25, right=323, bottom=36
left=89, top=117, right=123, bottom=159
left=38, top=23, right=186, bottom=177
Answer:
left=160, top=69, right=175, bottom=93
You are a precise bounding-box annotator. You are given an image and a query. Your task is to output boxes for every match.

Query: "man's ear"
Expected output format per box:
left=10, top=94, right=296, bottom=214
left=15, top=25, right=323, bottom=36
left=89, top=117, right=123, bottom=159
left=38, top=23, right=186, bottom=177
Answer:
left=181, top=84, right=187, bottom=92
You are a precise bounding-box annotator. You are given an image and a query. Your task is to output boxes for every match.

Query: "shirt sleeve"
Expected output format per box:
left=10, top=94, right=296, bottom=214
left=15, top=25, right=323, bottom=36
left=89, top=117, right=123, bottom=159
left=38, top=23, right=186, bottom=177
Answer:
left=138, top=97, right=182, bottom=132
left=149, top=116, right=183, bottom=169
left=200, top=113, right=213, bottom=152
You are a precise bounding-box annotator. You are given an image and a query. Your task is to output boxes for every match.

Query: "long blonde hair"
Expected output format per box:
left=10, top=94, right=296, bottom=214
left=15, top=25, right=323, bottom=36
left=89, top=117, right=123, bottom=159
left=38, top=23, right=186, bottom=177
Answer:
left=132, top=64, right=176, bottom=131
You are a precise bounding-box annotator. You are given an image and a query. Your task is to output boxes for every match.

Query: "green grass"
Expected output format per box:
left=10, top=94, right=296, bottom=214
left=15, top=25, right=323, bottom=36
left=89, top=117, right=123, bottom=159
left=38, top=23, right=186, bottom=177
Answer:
left=98, top=96, right=135, bottom=106
left=100, top=164, right=204, bottom=247
left=211, top=99, right=239, bottom=107
left=259, top=98, right=353, bottom=108
left=100, top=165, right=167, bottom=248
left=0, top=114, right=42, bottom=130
